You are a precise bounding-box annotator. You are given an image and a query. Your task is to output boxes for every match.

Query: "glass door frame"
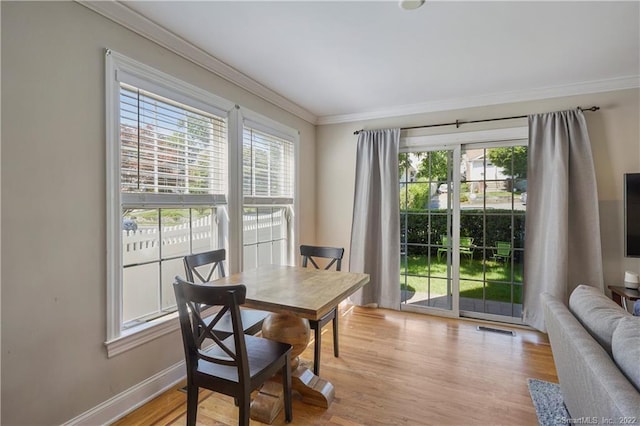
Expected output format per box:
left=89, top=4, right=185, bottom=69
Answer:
left=399, top=127, right=528, bottom=324
left=400, top=144, right=461, bottom=318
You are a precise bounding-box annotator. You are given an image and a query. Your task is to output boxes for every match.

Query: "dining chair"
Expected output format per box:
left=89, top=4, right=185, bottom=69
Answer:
left=492, top=241, right=512, bottom=262
left=183, top=249, right=269, bottom=338
left=300, top=244, right=345, bottom=376
left=437, top=235, right=449, bottom=261
left=438, top=235, right=474, bottom=262
left=173, top=277, right=293, bottom=426
left=459, top=236, right=475, bottom=261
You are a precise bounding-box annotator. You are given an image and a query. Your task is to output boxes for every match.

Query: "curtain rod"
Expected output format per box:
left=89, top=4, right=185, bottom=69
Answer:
left=352, top=106, right=600, bottom=135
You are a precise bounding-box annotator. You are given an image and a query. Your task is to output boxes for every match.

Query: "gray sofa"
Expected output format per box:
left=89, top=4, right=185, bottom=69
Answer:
left=542, top=285, right=640, bottom=425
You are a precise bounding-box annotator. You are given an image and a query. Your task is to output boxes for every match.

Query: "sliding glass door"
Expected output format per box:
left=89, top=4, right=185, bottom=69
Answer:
left=399, top=131, right=527, bottom=324
left=458, top=145, right=526, bottom=321
left=400, top=149, right=456, bottom=313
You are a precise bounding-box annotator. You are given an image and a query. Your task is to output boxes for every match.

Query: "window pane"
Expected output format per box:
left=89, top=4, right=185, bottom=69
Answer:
left=258, top=242, right=272, bottom=266
left=243, top=127, right=294, bottom=199
left=123, top=209, right=159, bottom=265
left=120, top=84, right=227, bottom=195
left=242, top=123, right=294, bottom=271
left=485, top=179, right=512, bottom=210
left=161, top=258, right=182, bottom=310
left=243, top=208, right=257, bottom=245
left=272, top=240, right=285, bottom=265
left=122, top=206, right=223, bottom=325
left=123, top=263, right=159, bottom=323
left=461, top=212, right=484, bottom=248
left=192, top=208, right=217, bottom=253
left=161, top=209, right=191, bottom=258
left=244, top=244, right=257, bottom=270
left=485, top=215, right=511, bottom=248
left=514, top=214, right=525, bottom=249
left=272, top=209, right=284, bottom=239
left=257, top=208, right=273, bottom=243
left=243, top=207, right=290, bottom=268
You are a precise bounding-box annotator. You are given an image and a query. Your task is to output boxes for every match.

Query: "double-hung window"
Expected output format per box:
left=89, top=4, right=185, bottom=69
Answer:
left=119, top=84, right=228, bottom=326
left=242, top=121, right=295, bottom=269
left=105, top=51, right=298, bottom=356
left=106, top=52, right=235, bottom=355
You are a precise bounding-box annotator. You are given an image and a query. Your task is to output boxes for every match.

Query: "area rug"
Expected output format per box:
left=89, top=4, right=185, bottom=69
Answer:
left=527, top=378, right=570, bottom=426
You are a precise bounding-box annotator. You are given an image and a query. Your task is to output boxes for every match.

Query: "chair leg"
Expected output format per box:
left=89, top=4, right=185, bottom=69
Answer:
left=186, top=383, right=198, bottom=426
left=238, top=391, right=251, bottom=426
left=332, top=315, right=339, bottom=358
left=313, top=324, right=321, bottom=376
left=283, top=356, right=293, bottom=423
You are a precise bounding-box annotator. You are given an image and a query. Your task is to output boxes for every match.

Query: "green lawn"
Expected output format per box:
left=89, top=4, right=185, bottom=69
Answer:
left=400, top=254, right=523, bottom=303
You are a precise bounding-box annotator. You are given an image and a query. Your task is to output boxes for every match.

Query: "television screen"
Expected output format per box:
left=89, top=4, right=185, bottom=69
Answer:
left=625, top=173, right=640, bottom=257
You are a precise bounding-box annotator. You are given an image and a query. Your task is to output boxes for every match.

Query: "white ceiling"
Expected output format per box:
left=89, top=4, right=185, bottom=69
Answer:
left=89, top=1, right=640, bottom=124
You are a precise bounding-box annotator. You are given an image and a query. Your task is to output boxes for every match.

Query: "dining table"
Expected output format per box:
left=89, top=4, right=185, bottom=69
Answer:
left=210, top=264, right=370, bottom=424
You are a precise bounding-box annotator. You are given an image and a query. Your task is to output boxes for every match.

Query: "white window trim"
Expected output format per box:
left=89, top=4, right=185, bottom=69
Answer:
left=105, top=50, right=235, bottom=357
left=105, top=50, right=299, bottom=357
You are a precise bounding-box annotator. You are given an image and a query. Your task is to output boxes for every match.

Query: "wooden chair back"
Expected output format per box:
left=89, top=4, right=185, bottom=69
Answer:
left=300, top=245, right=344, bottom=271
left=173, top=277, right=293, bottom=425
left=173, top=277, right=250, bottom=387
left=184, top=249, right=226, bottom=283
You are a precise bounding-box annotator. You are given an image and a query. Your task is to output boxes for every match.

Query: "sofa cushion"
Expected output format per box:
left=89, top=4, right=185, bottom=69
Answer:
left=612, top=316, right=640, bottom=392
left=569, top=284, right=631, bottom=355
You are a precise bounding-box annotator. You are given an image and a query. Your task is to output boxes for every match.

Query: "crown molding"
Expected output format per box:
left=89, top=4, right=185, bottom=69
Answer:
left=78, top=1, right=639, bottom=128
left=317, top=75, right=640, bottom=125
left=79, top=0, right=318, bottom=125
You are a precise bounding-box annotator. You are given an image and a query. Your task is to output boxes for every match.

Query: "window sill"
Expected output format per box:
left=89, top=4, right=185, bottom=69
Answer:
left=104, top=312, right=180, bottom=358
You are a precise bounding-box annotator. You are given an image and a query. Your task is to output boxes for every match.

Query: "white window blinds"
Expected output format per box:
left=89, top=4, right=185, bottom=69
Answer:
left=120, top=83, right=227, bottom=198
left=242, top=124, right=294, bottom=205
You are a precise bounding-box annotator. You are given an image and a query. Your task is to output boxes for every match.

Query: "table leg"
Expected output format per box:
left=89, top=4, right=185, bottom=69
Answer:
left=611, top=292, right=623, bottom=307
left=249, top=312, right=335, bottom=424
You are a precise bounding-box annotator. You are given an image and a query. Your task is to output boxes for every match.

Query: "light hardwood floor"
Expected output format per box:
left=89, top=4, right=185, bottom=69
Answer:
left=113, top=306, right=557, bottom=426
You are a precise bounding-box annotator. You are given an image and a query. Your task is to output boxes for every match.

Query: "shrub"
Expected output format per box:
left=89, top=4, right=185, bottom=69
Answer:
left=401, top=209, right=525, bottom=257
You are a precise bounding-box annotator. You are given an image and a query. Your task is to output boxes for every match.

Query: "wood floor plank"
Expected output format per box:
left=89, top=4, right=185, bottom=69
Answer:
left=113, top=307, right=556, bottom=425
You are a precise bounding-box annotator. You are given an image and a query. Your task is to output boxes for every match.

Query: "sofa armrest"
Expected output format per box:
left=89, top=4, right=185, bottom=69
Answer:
left=542, top=293, right=640, bottom=422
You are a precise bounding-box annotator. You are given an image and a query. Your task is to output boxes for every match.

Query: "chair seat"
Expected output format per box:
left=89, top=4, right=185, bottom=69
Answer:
left=196, top=335, right=291, bottom=385
left=204, top=309, right=270, bottom=337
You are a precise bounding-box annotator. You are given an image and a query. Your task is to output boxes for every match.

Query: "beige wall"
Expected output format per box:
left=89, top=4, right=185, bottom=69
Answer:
left=2, top=1, right=639, bottom=424
left=316, top=89, right=640, bottom=285
left=0, top=2, right=315, bottom=424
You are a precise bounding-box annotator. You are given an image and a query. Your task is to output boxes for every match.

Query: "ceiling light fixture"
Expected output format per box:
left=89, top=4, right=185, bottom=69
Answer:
left=399, top=0, right=425, bottom=10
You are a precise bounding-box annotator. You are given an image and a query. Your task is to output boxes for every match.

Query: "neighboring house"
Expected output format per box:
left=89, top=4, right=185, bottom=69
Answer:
left=465, top=150, right=508, bottom=182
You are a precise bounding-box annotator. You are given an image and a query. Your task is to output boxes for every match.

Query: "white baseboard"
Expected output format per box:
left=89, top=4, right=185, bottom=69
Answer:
left=63, top=361, right=186, bottom=425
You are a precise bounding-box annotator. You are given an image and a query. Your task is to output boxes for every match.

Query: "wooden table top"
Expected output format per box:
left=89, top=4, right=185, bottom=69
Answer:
left=211, top=265, right=370, bottom=321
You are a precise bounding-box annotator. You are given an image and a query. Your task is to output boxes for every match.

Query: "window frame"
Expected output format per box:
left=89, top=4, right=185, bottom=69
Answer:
left=105, top=51, right=298, bottom=357
left=399, top=126, right=528, bottom=323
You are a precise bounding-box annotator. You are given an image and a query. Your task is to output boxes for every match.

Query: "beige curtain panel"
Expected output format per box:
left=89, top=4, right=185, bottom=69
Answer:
left=523, top=109, right=604, bottom=331
left=349, top=128, right=401, bottom=309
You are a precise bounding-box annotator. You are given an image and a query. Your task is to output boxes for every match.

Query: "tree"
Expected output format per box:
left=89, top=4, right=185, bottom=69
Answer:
left=416, top=151, right=450, bottom=182
left=400, top=181, right=432, bottom=211
left=399, top=150, right=451, bottom=182
left=487, top=146, right=528, bottom=179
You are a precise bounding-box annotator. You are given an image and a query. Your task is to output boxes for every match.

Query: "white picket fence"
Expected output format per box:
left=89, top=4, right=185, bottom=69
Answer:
left=122, top=209, right=289, bottom=323
left=122, top=210, right=288, bottom=265
left=123, top=215, right=216, bottom=264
